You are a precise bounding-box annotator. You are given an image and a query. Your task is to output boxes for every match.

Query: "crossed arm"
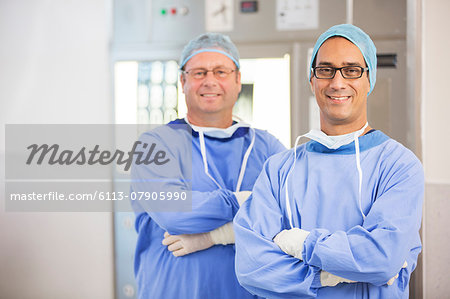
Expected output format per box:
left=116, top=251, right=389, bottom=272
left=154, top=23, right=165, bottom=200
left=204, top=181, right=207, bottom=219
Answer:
left=232, top=155, right=424, bottom=298
left=131, top=129, right=243, bottom=236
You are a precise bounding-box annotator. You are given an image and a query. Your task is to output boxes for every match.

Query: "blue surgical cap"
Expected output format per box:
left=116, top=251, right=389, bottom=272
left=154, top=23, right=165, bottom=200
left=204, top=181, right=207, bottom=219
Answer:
left=179, top=33, right=240, bottom=70
left=309, top=24, right=377, bottom=95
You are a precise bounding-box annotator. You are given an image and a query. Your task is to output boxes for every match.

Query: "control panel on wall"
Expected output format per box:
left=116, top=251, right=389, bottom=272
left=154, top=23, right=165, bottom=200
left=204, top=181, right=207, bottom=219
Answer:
left=113, top=0, right=348, bottom=45
left=114, top=0, right=405, bottom=46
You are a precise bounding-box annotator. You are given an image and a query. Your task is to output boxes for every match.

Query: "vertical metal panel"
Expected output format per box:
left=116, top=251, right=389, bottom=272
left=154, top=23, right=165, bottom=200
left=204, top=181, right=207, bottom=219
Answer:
left=406, top=0, right=423, bottom=298
left=354, top=0, right=406, bottom=39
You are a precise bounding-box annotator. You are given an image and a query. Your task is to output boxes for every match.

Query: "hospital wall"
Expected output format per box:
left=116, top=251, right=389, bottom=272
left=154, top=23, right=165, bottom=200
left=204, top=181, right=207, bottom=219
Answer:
left=422, top=0, right=450, bottom=297
left=0, top=0, right=449, bottom=298
left=0, top=1, right=115, bottom=298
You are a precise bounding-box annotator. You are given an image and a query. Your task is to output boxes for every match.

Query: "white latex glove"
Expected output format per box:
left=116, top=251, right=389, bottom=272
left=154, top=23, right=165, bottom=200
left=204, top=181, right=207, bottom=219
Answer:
left=321, top=261, right=408, bottom=287
left=234, top=191, right=252, bottom=206
left=387, top=261, right=408, bottom=285
left=321, top=271, right=356, bottom=287
left=162, top=231, right=213, bottom=257
left=209, top=222, right=235, bottom=245
left=273, top=228, right=310, bottom=260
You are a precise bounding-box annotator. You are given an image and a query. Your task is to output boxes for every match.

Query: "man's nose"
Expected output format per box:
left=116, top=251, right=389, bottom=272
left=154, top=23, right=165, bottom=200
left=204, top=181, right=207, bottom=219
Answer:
left=329, top=70, right=347, bottom=89
left=202, top=71, right=219, bottom=85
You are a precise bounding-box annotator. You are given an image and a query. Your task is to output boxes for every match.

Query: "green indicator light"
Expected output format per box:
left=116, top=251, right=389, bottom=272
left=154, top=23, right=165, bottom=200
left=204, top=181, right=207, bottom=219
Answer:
left=161, top=9, right=167, bottom=15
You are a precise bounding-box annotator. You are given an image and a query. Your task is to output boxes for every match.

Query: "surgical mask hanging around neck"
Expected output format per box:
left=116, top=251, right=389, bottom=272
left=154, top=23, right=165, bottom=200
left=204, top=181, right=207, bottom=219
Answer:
left=185, top=117, right=251, bottom=139
left=304, top=123, right=368, bottom=149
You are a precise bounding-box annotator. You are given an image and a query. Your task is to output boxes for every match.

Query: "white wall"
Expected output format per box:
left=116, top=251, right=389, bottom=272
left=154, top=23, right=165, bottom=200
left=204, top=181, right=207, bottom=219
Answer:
left=0, top=0, right=114, bottom=298
left=422, top=0, right=450, bottom=297
left=422, top=0, right=450, bottom=184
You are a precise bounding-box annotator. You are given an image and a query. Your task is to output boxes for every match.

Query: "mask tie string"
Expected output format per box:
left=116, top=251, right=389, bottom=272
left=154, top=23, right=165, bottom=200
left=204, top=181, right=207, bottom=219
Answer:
left=198, top=131, right=222, bottom=189
left=285, top=135, right=303, bottom=229
left=354, top=131, right=366, bottom=221
left=235, top=127, right=255, bottom=192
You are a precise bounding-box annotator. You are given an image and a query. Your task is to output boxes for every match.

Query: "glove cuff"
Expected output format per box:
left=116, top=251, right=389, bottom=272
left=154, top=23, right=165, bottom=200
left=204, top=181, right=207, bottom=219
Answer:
left=209, top=222, right=235, bottom=245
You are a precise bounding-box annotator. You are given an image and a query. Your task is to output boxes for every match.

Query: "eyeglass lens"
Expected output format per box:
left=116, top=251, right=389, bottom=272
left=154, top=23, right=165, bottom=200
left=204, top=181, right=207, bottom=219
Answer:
left=314, top=66, right=365, bottom=79
left=185, top=68, right=235, bottom=79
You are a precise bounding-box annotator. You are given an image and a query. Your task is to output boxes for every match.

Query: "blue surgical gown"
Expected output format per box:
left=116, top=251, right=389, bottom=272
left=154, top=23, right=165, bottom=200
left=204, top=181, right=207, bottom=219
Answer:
left=131, top=119, right=285, bottom=299
left=234, top=130, right=424, bottom=298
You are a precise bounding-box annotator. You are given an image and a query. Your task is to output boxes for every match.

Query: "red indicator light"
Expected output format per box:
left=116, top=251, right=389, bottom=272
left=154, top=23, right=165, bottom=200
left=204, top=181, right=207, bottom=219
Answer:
left=240, top=1, right=258, bottom=13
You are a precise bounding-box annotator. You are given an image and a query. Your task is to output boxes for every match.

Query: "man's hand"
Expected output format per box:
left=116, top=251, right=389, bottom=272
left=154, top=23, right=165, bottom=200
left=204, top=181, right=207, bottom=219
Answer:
left=321, top=261, right=408, bottom=287
left=321, top=271, right=356, bottom=287
left=273, top=228, right=310, bottom=260
left=163, top=222, right=236, bottom=257
left=162, top=232, right=214, bottom=257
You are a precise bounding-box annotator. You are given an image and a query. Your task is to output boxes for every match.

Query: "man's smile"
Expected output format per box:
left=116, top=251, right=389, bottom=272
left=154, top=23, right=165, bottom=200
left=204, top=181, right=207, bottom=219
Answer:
left=327, top=95, right=351, bottom=103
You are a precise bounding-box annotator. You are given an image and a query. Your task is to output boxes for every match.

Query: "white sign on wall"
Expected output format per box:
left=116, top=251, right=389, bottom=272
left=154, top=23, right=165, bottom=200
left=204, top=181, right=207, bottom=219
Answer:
left=205, top=0, right=234, bottom=32
left=276, top=0, right=319, bottom=31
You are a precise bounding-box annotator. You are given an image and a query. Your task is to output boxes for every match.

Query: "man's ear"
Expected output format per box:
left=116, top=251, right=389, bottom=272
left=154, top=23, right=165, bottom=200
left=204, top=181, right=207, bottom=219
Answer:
left=366, top=72, right=371, bottom=93
left=236, top=71, right=242, bottom=93
left=180, top=73, right=186, bottom=90
left=309, top=73, right=315, bottom=95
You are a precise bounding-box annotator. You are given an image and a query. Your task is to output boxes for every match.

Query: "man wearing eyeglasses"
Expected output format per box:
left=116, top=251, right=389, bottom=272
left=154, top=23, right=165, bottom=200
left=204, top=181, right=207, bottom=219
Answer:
left=131, top=33, right=285, bottom=299
left=234, top=24, right=423, bottom=298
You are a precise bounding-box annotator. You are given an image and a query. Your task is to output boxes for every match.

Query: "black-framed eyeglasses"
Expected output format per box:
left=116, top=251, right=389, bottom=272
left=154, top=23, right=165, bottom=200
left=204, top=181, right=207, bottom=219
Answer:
left=183, top=67, right=237, bottom=80
left=312, top=66, right=369, bottom=79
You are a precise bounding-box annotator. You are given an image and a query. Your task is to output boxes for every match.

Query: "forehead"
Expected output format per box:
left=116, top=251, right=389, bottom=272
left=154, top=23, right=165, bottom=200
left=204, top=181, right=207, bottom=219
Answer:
left=316, top=37, right=365, bottom=65
left=184, top=51, right=235, bottom=69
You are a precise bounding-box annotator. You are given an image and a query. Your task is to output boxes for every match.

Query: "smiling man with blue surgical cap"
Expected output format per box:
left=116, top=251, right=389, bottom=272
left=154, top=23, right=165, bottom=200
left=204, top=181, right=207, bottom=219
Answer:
left=234, top=24, right=424, bottom=298
left=130, top=32, right=285, bottom=299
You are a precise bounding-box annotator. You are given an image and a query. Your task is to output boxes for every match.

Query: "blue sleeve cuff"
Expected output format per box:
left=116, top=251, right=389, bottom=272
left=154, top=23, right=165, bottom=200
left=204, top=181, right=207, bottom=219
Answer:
left=310, top=268, right=323, bottom=288
left=303, top=228, right=331, bottom=268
